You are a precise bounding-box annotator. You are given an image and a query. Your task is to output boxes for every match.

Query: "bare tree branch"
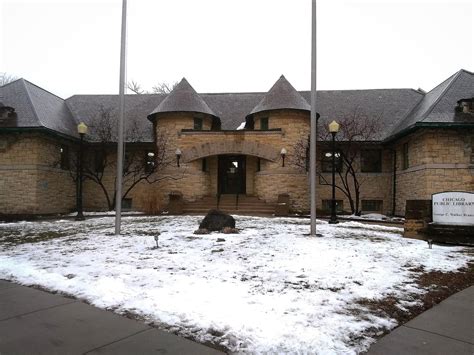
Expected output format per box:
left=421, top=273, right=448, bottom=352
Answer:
left=0, top=72, right=17, bottom=86
left=126, top=80, right=145, bottom=94
left=291, top=108, right=383, bottom=215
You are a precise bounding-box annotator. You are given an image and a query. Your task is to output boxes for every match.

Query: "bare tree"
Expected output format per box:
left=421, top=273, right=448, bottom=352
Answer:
left=126, top=80, right=177, bottom=94
left=126, top=80, right=145, bottom=94
left=291, top=107, right=382, bottom=215
left=61, top=106, right=181, bottom=211
left=151, top=81, right=177, bottom=94
left=0, top=73, right=17, bottom=86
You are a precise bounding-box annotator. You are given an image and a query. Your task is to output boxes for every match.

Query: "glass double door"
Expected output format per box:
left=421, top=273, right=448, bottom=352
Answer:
left=218, top=155, right=246, bottom=194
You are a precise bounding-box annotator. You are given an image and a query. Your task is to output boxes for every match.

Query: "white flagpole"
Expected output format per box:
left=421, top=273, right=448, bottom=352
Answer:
left=115, top=0, right=127, bottom=235
left=310, top=0, right=317, bottom=236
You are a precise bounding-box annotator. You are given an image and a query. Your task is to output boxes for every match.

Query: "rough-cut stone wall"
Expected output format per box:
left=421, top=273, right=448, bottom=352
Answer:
left=0, top=132, right=76, bottom=215
left=315, top=147, right=394, bottom=215
left=151, top=109, right=399, bottom=214
left=82, top=148, right=167, bottom=212
left=392, top=129, right=474, bottom=215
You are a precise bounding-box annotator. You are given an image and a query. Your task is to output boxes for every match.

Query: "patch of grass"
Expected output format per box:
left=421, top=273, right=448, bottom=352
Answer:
left=353, top=263, right=474, bottom=343
left=0, top=230, right=68, bottom=245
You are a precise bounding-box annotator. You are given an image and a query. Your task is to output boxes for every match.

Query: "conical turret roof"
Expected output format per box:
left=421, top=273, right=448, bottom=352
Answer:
left=247, top=75, right=310, bottom=118
left=148, top=78, right=218, bottom=119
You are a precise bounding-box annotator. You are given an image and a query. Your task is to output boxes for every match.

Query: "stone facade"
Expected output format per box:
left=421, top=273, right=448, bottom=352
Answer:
left=1, top=71, right=472, bottom=217
left=392, top=128, right=474, bottom=215
left=146, top=109, right=400, bottom=214
left=0, top=132, right=76, bottom=215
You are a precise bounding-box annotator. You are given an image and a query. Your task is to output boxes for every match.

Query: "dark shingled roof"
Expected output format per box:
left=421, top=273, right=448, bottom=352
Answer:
left=300, top=89, right=424, bottom=140
left=66, top=93, right=162, bottom=142
left=247, top=75, right=311, bottom=118
left=148, top=78, right=218, bottom=120
left=0, top=79, right=77, bottom=137
left=389, top=69, right=474, bottom=138
left=2, top=70, right=472, bottom=142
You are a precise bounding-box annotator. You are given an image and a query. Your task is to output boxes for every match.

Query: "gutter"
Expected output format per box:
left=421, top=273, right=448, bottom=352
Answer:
left=383, top=122, right=474, bottom=144
left=0, top=127, right=154, bottom=146
left=0, top=126, right=80, bottom=142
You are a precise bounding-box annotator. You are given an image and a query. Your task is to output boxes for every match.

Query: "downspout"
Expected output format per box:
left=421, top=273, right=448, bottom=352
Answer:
left=391, top=148, right=397, bottom=216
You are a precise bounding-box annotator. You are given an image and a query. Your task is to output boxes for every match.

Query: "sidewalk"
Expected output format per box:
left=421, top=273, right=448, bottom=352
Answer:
left=0, top=280, right=224, bottom=355
left=368, top=286, right=474, bottom=354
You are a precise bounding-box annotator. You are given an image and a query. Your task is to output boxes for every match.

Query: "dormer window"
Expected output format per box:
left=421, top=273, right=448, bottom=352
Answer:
left=455, top=98, right=474, bottom=114
left=0, top=104, right=15, bottom=122
left=194, top=117, right=203, bottom=130
left=260, top=117, right=269, bottom=130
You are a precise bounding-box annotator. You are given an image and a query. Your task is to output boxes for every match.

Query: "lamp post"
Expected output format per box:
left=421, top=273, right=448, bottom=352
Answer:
left=280, top=148, right=287, bottom=167
left=175, top=148, right=182, bottom=167
left=328, top=120, right=339, bottom=224
left=76, top=122, right=88, bottom=221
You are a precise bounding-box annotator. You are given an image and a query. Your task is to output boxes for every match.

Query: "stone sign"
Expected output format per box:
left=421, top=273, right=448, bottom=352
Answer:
left=432, top=191, right=474, bottom=225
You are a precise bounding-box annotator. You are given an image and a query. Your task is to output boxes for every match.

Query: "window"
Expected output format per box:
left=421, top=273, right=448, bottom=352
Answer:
left=59, top=145, right=69, bottom=170
left=121, top=198, right=132, bottom=210
left=361, top=149, right=382, bottom=173
left=321, top=150, right=342, bottom=172
left=361, top=200, right=383, bottom=212
left=322, top=199, right=343, bottom=213
left=145, top=151, right=156, bottom=173
left=94, top=150, right=105, bottom=172
left=202, top=158, right=208, bottom=172
left=402, top=143, right=409, bottom=170
left=194, top=117, right=203, bottom=130
left=260, top=117, right=269, bottom=130
left=257, top=158, right=261, bottom=172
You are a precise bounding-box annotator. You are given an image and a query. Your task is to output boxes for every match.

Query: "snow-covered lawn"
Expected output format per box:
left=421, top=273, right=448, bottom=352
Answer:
left=0, top=216, right=471, bottom=354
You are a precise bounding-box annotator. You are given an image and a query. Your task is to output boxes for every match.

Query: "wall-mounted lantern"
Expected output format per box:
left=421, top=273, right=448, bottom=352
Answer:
left=280, top=148, right=287, bottom=167
left=175, top=148, right=182, bottom=167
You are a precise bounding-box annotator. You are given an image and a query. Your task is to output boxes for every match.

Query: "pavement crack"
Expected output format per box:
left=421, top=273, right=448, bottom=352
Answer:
left=0, top=300, right=77, bottom=322
left=402, top=325, right=474, bottom=345
left=82, top=328, right=152, bottom=354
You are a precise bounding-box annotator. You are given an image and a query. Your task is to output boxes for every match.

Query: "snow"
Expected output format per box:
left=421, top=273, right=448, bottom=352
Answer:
left=236, top=121, right=246, bottom=130
left=0, top=216, right=471, bottom=354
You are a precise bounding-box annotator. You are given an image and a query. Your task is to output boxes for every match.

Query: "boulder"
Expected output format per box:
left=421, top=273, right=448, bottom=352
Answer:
left=199, top=209, right=235, bottom=232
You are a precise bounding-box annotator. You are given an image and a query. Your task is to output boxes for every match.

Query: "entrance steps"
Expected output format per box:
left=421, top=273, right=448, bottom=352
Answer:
left=183, top=195, right=275, bottom=215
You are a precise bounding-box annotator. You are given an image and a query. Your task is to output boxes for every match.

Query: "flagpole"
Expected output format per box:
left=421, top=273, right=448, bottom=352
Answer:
left=115, top=0, right=127, bottom=235
left=310, top=0, right=317, bottom=236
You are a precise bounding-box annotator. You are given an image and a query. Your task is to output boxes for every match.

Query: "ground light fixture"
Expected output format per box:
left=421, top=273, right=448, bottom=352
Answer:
left=76, top=122, right=88, bottom=221
left=175, top=148, right=182, bottom=167
left=280, top=148, right=287, bottom=167
left=328, top=120, right=340, bottom=224
left=154, top=233, right=160, bottom=248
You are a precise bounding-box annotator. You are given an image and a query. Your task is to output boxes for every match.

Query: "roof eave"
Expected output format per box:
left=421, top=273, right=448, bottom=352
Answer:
left=383, top=121, right=474, bottom=143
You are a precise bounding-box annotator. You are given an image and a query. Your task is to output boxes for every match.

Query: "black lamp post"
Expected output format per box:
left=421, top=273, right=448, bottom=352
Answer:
left=76, top=122, right=88, bottom=221
left=175, top=148, right=182, bottom=167
left=328, top=120, right=340, bottom=224
left=280, top=148, right=287, bottom=167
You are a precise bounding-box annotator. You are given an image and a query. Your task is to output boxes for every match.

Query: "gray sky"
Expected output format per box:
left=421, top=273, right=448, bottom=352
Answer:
left=1, top=0, right=473, bottom=98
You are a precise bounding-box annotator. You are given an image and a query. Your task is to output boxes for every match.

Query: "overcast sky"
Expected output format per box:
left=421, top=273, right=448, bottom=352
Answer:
left=1, top=0, right=473, bottom=98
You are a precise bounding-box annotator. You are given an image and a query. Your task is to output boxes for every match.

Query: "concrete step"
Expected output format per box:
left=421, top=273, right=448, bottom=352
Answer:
left=183, top=195, right=275, bottom=215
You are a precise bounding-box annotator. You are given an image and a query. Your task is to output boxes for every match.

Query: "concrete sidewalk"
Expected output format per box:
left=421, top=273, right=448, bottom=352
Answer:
left=0, top=280, right=224, bottom=355
left=368, top=286, right=474, bottom=354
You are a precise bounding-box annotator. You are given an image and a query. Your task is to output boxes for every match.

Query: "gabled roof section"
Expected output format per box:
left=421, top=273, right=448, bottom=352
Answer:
left=148, top=78, right=218, bottom=119
left=389, top=69, right=474, bottom=137
left=247, top=75, right=310, bottom=118
left=0, top=78, right=77, bottom=137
